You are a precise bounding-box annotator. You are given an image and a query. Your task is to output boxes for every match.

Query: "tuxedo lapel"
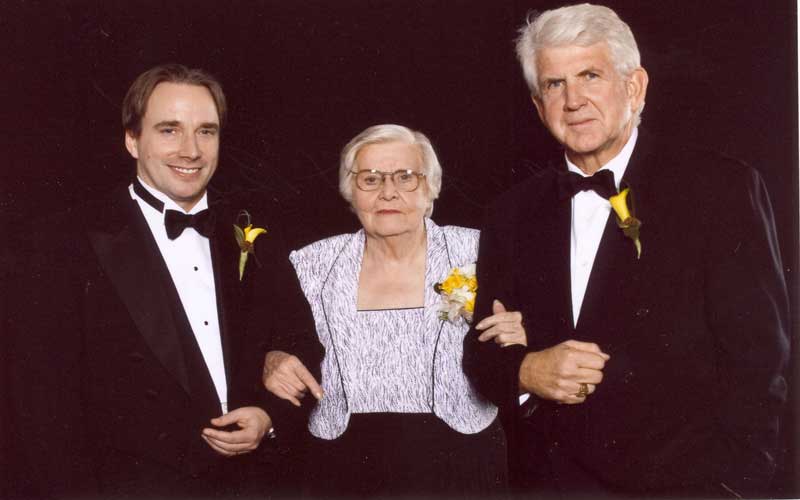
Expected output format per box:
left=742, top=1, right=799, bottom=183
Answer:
left=518, top=173, right=574, bottom=347
left=575, top=210, right=633, bottom=346
left=87, top=190, right=190, bottom=395
left=575, top=132, right=657, bottom=349
left=209, top=208, right=242, bottom=384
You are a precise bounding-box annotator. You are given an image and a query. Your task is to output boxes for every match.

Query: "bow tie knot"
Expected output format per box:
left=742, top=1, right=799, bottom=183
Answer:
left=164, top=209, right=215, bottom=239
left=557, top=169, right=617, bottom=200
left=133, top=179, right=215, bottom=239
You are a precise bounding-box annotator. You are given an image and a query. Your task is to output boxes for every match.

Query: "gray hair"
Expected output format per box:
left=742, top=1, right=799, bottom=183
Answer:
left=516, top=4, right=642, bottom=117
left=339, top=124, right=442, bottom=217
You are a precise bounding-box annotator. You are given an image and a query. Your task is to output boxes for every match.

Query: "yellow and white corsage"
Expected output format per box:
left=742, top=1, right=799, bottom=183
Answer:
left=434, top=264, right=477, bottom=323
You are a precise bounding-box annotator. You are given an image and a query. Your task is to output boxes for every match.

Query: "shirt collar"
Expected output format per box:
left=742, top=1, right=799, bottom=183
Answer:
left=131, top=176, right=209, bottom=215
left=565, top=127, right=638, bottom=191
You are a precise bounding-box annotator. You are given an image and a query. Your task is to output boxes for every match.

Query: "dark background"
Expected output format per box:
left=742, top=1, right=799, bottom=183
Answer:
left=1, top=0, right=797, bottom=497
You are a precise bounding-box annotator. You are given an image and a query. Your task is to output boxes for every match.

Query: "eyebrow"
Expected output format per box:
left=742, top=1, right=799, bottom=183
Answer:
left=152, top=120, right=220, bottom=131
left=540, top=77, right=564, bottom=88
left=577, top=67, right=604, bottom=76
left=154, top=120, right=181, bottom=128
left=540, top=66, right=605, bottom=86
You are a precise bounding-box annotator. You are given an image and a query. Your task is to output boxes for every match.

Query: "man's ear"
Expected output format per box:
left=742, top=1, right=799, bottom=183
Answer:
left=124, top=130, right=139, bottom=159
left=627, top=67, right=649, bottom=114
left=531, top=93, right=546, bottom=123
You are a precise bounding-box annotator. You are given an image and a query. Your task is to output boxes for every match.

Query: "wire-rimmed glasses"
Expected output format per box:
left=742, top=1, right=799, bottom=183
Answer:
left=350, top=169, right=426, bottom=192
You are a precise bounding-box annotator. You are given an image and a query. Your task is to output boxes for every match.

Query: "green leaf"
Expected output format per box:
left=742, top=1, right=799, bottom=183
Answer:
left=239, top=252, right=248, bottom=280
left=233, top=224, right=245, bottom=247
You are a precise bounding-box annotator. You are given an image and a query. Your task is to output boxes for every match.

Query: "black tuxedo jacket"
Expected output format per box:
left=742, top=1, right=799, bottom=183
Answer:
left=8, top=185, right=313, bottom=498
left=463, top=132, right=789, bottom=498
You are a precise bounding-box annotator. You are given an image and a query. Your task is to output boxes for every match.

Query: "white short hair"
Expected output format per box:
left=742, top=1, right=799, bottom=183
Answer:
left=338, top=124, right=442, bottom=217
left=515, top=4, right=643, bottom=123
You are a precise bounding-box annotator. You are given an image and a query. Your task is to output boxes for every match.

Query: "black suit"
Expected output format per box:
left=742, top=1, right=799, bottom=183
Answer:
left=8, top=185, right=311, bottom=498
left=464, top=132, right=789, bottom=498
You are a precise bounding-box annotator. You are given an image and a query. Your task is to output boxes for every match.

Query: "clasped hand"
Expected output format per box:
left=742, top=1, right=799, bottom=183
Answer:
left=201, top=406, right=271, bottom=457
left=474, top=300, right=609, bottom=404
left=519, top=340, right=610, bottom=404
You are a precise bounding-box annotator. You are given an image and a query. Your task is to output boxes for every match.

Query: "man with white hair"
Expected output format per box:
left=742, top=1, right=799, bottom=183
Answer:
left=464, top=4, right=789, bottom=497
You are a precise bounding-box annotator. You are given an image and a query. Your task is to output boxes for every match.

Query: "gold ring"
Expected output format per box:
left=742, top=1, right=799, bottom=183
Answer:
left=576, top=383, right=589, bottom=398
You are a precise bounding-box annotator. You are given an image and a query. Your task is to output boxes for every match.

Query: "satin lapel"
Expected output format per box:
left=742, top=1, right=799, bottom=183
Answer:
left=210, top=209, right=242, bottom=384
left=574, top=210, right=628, bottom=345
left=576, top=133, right=655, bottom=349
left=87, top=193, right=190, bottom=395
left=517, top=174, right=574, bottom=347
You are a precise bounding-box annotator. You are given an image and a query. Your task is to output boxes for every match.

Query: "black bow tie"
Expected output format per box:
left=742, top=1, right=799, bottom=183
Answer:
left=133, top=179, right=215, bottom=239
left=557, top=169, right=617, bottom=200
left=164, top=209, right=215, bottom=239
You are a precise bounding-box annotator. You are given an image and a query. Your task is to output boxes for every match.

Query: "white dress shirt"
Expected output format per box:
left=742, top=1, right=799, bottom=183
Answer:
left=567, top=128, right=637, bottom=326
left=129, top=179, right=228, bottom=414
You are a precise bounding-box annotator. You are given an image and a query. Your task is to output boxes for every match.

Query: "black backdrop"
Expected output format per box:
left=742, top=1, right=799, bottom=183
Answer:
left=1, top=0, right=797, bottom=497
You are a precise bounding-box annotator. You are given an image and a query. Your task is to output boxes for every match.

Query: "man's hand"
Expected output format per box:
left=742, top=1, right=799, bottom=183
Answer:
left=475, top=299, right=527, bottom=347
left=201, top=406, right=271, bottom=457
left=519, top=340, right=609, bottom=404
left=262, top=350, right=323, bottom=407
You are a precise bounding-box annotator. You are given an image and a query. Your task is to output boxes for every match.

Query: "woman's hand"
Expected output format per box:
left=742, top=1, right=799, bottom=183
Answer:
left=475, top=299, right=527, bottom=347
left=262, top=350, right=323, bottom=407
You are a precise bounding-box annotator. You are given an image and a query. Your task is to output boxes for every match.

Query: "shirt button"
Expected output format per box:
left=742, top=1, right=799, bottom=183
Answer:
left=204, top=321, right=209, bottom=326
left=194, top=266, right=199, bottom=271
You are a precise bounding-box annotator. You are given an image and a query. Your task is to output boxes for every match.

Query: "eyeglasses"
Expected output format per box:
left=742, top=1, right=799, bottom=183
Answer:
left=350, top=169, right=426, bottom=192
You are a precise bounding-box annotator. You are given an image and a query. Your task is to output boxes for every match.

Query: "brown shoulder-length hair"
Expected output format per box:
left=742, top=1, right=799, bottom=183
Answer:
left=121, top=63, right=227, bottom=137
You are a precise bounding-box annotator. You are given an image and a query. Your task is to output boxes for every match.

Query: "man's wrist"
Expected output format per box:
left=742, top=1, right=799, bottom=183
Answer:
left=518, top=351, right=537, bottom=395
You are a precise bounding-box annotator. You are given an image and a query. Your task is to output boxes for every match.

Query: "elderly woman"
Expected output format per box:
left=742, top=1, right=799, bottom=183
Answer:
left=263, top=124, right=526, bottom=497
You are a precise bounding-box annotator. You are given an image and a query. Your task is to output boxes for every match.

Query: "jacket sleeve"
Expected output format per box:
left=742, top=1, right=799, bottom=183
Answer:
left=462, top=203, right=530, bottom=415
left=704, top=167, right=788, bottom=496
left=651, top=167, right=790, bottom=497
left=240, top=224, right=322, bottom=453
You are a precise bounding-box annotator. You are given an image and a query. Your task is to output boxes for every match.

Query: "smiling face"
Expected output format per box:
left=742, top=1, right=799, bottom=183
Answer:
left=125, top=82, right=220, bottom=211
left=351, top=141, right=430, bottom=239
left=532, top=42, right=647, bottom=173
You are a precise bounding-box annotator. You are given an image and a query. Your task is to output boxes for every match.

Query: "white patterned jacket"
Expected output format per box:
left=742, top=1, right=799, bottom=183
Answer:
left=289, top=218, right=497, bottom=439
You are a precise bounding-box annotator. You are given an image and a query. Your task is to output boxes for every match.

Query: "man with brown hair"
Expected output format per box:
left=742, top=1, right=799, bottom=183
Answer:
left=8, top=64, right=311, bottom=498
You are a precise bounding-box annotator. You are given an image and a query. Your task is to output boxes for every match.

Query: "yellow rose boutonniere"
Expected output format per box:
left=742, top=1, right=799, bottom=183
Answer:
left=233, top=210, right=267, bottom=280
left=434, top=264, right=478, bottom=323
left=609, top=187, right=642, bottom=259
